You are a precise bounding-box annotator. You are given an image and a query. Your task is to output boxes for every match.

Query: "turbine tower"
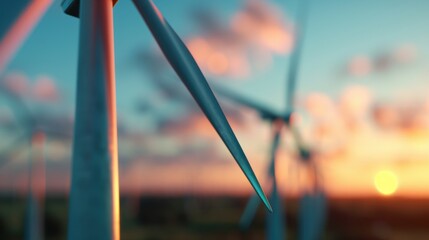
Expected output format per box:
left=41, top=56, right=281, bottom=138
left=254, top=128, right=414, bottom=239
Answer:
left=24, top=132, right=45, bottom=240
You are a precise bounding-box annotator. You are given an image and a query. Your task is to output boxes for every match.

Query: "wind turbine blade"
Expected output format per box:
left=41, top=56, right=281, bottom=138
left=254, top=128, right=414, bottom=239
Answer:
left=213, top=84, right=284, bottom=120
left=239, top=194, right=261, bottom=230
left=290, top=126, right=311, bottom=162
left=0, top=0, right=53, bottom=73
left=285, top=0, right=311, bottom=112
left=240, top=122, right=283, bottom=230
left=132, top=0, right=271, bottom=211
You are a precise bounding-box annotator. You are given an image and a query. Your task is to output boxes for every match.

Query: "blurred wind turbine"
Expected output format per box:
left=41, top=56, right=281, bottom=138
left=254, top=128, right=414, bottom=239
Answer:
left=286, top=1, right=327, bottom=238
left=0, top=80, right=70, bottom=240
left=62, top=0, right=270, bottom=239
left=0, top=0, right=53, bottom=74
left=216, top=0, right=326, bottom=239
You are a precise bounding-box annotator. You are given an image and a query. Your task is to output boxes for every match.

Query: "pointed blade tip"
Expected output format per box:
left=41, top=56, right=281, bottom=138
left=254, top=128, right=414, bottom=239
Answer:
left=235, top=156, right=272, bottom=213
left=255, top=187, right=272, bottom=213
left=265, top=200, right=273, bottom=213
left=241, top=170, right=272, bottom=213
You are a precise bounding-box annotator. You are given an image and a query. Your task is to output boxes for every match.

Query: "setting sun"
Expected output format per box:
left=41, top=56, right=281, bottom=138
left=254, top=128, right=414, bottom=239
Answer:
left=374, top=170, right=398, bottom=196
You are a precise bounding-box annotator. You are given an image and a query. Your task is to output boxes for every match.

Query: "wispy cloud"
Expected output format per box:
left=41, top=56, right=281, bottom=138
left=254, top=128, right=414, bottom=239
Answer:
left=1, top=72, right=60, bottom=102
left=2, top=72, right=29, bottom=96
left=32, top=75, right=59, bottom=102
left=343, top=44, right=418, bottom=77
left=339, top=85, right=372, bottom=130
left=187, top=0, right=294, bottom=78
left=371, top=99, right=429, bottom=132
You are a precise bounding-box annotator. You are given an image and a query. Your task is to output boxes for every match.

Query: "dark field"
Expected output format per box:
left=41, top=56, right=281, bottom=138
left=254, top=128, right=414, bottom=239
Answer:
left=0, top=195, right=428, bottom=240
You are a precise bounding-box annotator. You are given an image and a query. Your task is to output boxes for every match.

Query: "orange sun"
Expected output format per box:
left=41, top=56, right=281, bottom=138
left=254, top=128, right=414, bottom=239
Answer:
left=374, top=170, right=398, bottom=196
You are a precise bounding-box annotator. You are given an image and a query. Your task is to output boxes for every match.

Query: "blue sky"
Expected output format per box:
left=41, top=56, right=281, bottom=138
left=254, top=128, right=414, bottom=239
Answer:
left=4, top=0, right=429, bottom=117
left=2, top=0, right=429, bottom=196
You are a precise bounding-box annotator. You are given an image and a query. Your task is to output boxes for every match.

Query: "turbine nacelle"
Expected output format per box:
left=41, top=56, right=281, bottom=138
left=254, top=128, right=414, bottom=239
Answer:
left=259, top=112, right=292, bottom=124
left=62, top=0, right=119, bottom=18
left=298, top=147, right=312, bottom=162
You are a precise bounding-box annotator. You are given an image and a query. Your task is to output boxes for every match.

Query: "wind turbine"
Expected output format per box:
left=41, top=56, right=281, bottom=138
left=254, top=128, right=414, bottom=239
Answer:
left=0, top=82, right=44, bottom=240
left=61, top=0, right=270, bottom=239
left=0, top=76, right=73, bottom=239
left=216, top=0, right=326, bottom=239
left=284, top=1, right=327, bottom=238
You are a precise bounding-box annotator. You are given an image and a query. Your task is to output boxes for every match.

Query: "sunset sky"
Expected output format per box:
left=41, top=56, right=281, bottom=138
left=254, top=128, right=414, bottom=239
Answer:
left=1, top=0, right=429, bottom=198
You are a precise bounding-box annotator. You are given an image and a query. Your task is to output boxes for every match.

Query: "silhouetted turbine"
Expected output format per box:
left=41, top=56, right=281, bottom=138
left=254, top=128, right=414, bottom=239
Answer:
left=218, top=0, right=326, bottom=238
left=283, top=0, right=327, bottom=238
left=62, top=0, right=270, bottom=239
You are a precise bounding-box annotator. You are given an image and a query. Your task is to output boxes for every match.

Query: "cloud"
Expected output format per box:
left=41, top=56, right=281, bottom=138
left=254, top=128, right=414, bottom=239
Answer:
left=304, top=92, right=337, bottom=119
left=371, top=103, right=399, bottom=130
left=134, top=49, right=250, bottom=134
left=157, top=107, right=248, bottom=141
left=1, top=72, right=60, bottom=102
left=230, top=0, right=294, bottom=54
left=339, top=85, right=372, bottom=126
left=343, top=44, right=418, bottom=77
left=370, top=99, right=429, bottom=133
left=187, top=0, right=294, bottom=78
left=302, top=86, right=373, bottom=155
left=0, top=72, right=71, bottom=144
left=304, top=85, right=429, bottom=138
left=1, top=72, right=29, bottom=96
left=32, top=75, right=59, bottom=102
left=346, top=56, right=372, bottom=77
left=187, top=37, right=249, bottom=77
left=391, top=44, right=417, bottom=64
